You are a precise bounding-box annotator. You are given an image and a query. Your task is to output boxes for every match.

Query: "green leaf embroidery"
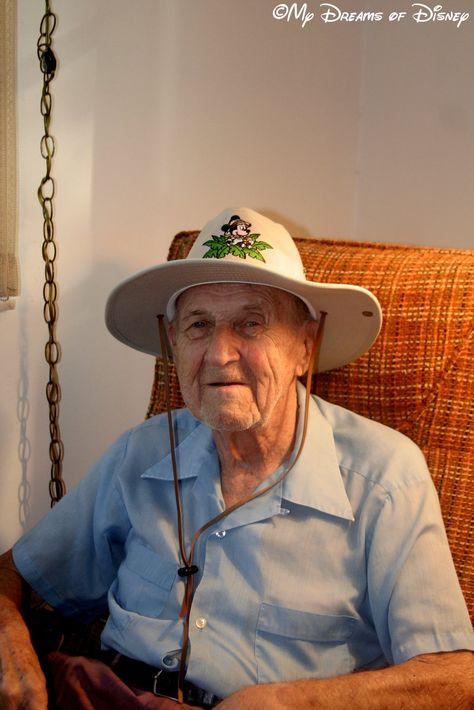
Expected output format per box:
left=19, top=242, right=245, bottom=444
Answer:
left=203, top=243, right=230, bottom=258
left=200, top=229, right=273, bottom=262
left=230, top=245, right=245, bottom=257
left=247, top=248, right=265, bottom=262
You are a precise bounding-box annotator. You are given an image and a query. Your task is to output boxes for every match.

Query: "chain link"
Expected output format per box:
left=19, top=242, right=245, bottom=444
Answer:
left=37, top=1, right=66, bottom=506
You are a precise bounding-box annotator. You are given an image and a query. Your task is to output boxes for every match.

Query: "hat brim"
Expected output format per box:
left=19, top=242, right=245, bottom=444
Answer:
left=105, top=259, right=382, bottom=372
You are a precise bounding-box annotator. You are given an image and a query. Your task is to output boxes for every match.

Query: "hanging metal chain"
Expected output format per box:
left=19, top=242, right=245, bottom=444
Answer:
left=37, top=1, right=66, bottom=506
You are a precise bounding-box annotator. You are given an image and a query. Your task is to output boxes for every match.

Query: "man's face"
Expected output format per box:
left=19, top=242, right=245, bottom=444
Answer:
left=167, top=283, right=315, bottom=433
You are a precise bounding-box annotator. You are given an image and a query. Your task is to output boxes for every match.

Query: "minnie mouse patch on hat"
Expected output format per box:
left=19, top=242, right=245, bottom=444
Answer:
left=105, top=207, right=382, bottom=372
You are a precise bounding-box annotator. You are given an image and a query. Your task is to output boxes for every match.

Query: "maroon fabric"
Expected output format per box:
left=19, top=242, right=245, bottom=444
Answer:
left=48, top=652, right=197, bottom=709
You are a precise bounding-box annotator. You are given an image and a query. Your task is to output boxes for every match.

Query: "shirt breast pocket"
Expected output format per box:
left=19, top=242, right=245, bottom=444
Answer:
left=255, top=603, right=356, bottom=683
left=115, top=539, right=177, bottom=618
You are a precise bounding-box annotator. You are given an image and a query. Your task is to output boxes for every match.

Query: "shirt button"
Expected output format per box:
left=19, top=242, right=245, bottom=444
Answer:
left=279, top=507, right=290, bottom=516
left=195, top=617, right=208, bottom=630
left=162, top=654, right=179, bottom=669
left=215, top=530, right=226, bottom=538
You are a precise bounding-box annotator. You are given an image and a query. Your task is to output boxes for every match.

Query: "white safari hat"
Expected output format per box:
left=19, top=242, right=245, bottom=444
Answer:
left=105, top=207, right=382, bottom=372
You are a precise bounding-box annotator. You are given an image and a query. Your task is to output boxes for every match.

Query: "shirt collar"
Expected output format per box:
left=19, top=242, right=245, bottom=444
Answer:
left=141, top=418, right=216, bottom=481
left=141, top=382, right=354, bottom=522
left=281, top=382, right=354, bottom=521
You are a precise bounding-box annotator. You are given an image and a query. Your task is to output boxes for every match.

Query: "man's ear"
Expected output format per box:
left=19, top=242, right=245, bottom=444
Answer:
left=166, top=320, right=177, bottom=349
left=295, top=319, right=318, bottom=377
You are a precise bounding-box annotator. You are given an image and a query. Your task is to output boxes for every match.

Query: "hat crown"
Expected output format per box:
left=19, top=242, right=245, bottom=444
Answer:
left=187, top=207, right=306, bottom=280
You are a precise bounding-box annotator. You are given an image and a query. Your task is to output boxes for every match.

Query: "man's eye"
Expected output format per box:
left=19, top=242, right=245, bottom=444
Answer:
left=239, top=320, right=263, bottom=335
left=186, top=320, right=210, bottom=338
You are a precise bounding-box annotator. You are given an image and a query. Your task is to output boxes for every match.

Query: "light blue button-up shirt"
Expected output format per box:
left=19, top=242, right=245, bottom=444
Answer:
left=13, top=384, right=474, bottom=698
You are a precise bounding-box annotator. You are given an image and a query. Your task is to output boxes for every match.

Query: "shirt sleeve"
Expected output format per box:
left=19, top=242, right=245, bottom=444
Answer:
left=366, top=443, right=474, bottom=663
left=12, top=431, right=132, bottom=622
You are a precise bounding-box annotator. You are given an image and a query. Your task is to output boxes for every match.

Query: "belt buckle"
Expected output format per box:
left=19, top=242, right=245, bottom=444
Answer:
left=152, top=669, right=179, bottom=701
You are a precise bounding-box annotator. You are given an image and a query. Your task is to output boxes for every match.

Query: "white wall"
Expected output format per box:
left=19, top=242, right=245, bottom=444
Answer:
left=355, top=5, right=474, bottom=245
left=1, top=0, right=473, bottom=551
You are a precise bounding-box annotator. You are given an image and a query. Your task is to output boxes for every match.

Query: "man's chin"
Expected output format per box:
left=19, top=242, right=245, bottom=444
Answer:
left=195, top=406, right=259, bottom=432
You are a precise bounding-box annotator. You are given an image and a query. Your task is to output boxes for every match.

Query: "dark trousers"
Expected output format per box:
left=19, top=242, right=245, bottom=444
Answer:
left=48, top=652, right=198, bottom=709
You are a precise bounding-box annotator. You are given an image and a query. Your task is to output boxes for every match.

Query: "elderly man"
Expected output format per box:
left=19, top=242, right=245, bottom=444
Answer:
left=0, top=208, right=473, bottom=709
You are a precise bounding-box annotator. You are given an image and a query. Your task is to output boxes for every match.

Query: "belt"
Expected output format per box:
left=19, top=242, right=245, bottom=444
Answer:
left=101, top=651, right=222, bottom=708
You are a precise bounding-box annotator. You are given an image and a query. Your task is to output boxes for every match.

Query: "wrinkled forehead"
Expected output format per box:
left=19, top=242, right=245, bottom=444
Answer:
left=174, top=282, right=304, bottom=319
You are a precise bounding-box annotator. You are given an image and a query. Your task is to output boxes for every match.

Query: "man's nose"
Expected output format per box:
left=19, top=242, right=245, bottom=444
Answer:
left=204, top=325, right=240, bottom=366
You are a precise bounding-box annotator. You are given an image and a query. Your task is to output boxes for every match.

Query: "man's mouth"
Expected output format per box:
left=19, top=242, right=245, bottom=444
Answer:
left=208, top=381, right=244, bottom=387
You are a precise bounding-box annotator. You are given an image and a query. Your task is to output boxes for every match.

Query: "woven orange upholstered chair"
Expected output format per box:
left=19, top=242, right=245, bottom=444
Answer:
left=147, top=231, right=474, bottom=625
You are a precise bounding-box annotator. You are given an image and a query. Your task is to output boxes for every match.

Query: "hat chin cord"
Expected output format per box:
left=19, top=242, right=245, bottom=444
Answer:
left=157, top=312, right=327, bottom=703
